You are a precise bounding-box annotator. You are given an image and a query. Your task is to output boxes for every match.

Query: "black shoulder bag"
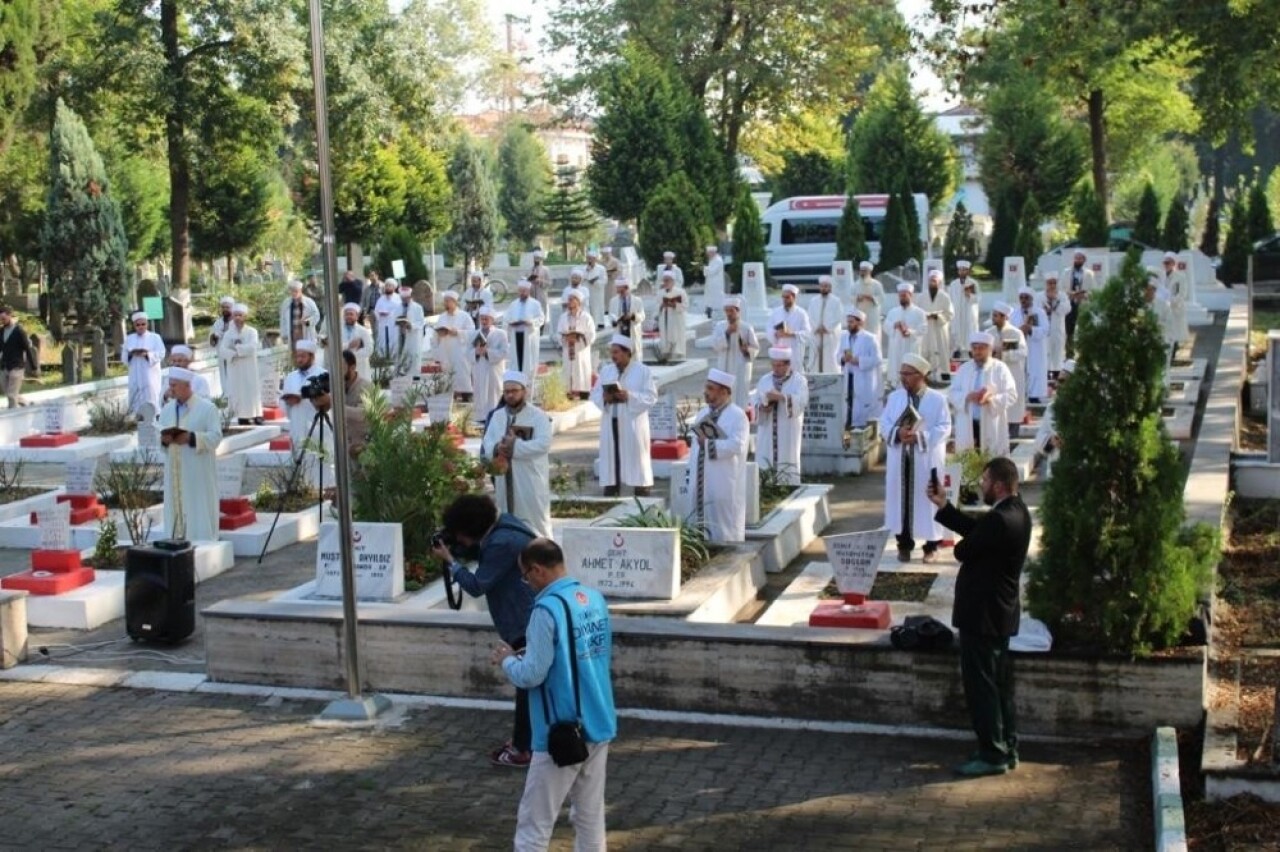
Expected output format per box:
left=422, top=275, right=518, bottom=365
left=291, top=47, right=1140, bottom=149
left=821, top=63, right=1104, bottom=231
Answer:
left=541, top=593, right=590, bottom=767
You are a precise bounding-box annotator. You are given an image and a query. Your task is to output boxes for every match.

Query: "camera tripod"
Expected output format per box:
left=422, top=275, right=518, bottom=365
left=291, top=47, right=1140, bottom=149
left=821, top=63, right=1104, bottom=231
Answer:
left=257, top=405, right=332, bottom=564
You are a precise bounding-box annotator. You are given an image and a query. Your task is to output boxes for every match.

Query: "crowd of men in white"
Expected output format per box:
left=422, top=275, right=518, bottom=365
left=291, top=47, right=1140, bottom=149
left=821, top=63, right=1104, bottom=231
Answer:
left=120, top=245, right=1190, bottom=561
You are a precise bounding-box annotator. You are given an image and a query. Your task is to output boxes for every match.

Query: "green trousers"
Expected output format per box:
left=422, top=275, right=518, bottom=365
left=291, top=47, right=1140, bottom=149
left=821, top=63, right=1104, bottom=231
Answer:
left=959, top=631, right=1017, bottom=764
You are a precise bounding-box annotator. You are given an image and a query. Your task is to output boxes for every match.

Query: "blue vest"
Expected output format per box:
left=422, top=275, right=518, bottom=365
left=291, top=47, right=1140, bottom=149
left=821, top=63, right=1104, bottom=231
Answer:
left=531, top=578, right=617, bottom=750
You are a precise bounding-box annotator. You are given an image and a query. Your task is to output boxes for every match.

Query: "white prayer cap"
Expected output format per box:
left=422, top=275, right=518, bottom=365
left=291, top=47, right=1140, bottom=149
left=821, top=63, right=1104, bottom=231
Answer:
left=131, top=311, right=148, bottom=323
left=170, top=345, right=192, bottom=358
left=818, top=274, right=833, bottom=285
left=928, top=270, right=944, bottom=282
left=956, top=259, right=972, bottom=270
left=233, top=303, right=249, bottom=315
left=707, top=368, right=735, bottom=390
left=563, top=288, right=583, bottom=303
left=533, top=249, right=545, bottom=259
left=1073, top=249, right=1087, bottom=258
left=900, top=353, right=930, bottom=375
left=896, top=282, right=913, bottom=293
left=969, top=331, right=994, bottom=347
left=601, top=245, right=613, bottom=253
left=502, top=370, right=528, bottom=387
left=847, top=308, right=866, bottom=321
left=442, top=290, right=459, bottom=301
left=478, top=306, right=494, bottom=318
left=288, top=280, right=303, bottom=291
left=663, top=250, right=675, bottom=259
left=516, top=278, right=532, bottom=290
left=1017, top=286, right=1034, bottom=297
left=469, top=269, right=484, bottom=279
left=615, top=278, right=630, bottom=289
left=781, top=284, right=799, bottom=295
left=859, top=260, right=874, bottom=271
left=295, top=339, right=317, bottom=353
left=661, top=269, right=676, bottom=280
left=723, top=297, right=742, bottom=310
left=705, top=245, right=718, bottom=253
left=168, top=367, right=195, bottom=383
left=219, top=296, right=235, bottom=306
left=586, top=248, right=599, bottom=257
left=570, top=267, right=585, bottom=279
left=1060, top=359, right=1077, bottom=374
left=342, top=302, right=361, bottom=314
left=384, top=277, right=398, bottom=289
left=992, top=301, right=1013, bottom=316
left=1044, top=269, right=1059, bottom=281
left=1163, top=250, right=1178, bottom=262
left=768, top=347, right=792, bottom=361
left=609, top=333, right=633, bottom=350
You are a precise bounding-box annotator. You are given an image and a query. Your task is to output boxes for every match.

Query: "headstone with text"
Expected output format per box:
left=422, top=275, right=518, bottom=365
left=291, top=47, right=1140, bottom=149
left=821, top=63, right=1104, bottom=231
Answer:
left=260, top=363, right=281, bottom=408
left=831, top=260, right=854, bottom=306
left=561, top=526, right=679, bottom=600
left=799, top=374, right=876, bottom=475
left=742, top=262, right=767, bottom=311
left=38, top=503, right=73, bottom=553
left=1001, top=256, right=1026, bottom=303
left=43, top=404, right=64, bottom=435
left=391, top=259, right=406, bottom=281
left=650, top=392, right=678, bottom=441
left=137, top=420, right=163, bottom=458
left=388, top=376, right=413, bottom=408
left=0, top=501, right=95, bottom=596
left=808, top=526, right=893, bottom=629
left=65, top=460, right=97, bottom=497
left=313, top=521, right=405, bottom=601
left=217, top=455, right=247, bottom=500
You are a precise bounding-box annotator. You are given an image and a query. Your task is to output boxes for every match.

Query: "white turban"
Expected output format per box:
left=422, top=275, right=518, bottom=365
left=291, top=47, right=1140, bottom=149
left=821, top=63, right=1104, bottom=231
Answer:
left=586, top=248, right=599, bottom=258
left=516, top=278, right=532, bottom=290
left=723, top=297, right=742, bottom=310
left=1163, top=251, right=1178, bottom=262
left=570, top=267, right=585, bottom=279
left=219, top=296, right=235, bottom=307
left=442, top=290, right=459, bottom=301
left=233, top=303, right=249, bottom=315
left=615, top=278, right=630, bottom=289
left=661, top=269, right=676, bottom=280
left=342, top=303, right=360, bottom=314
left=707, top=368, right=735, bottom=390
left=295, top=339, right=317, bottom=354
left=168, top=367, right=195, bottom=383
left=502, top=370, right=528, bottom=387
left=859, top=261, right=874, bottom=271
left=609, top=334, right=633, bottom=350
left=663, top=251, right=675, bottom=259
left=563, top=288, right=583, bottom=302
left=601, top=246, right=613, bottom=254
left=992, top=301, right=1013, bottom=316
left=781, top=284, right=799, bottom=296
left=533, top=250, right=545, bottom=260
left=956, top=260, right=972, bottom=270
left=1044, top=270, right=1059, bottom=281
left=383, top=278, right=399, bottom=289
left=970, top=331, right=994, bottom=347
left=131, top=311, right=148, bottom=323
left=1018, top=286, right=1034, bottom=297
left=767, top=347, right=792, bottom=361
left=478, top=306, right=494, bottom=318
left=1060, top=359, right=1077, bottom=374
left=818, top=274, right=833, bottom=285
left=847, top=308, right=866, bottom=320
left=929, top=270, right=944, bottom=282
left=901, top=353, right=931, bottom=375
left=170, top=345, right=192, bottom=358
left=288, top=280, right=303, bottom=292
left=705, top=245, right=718, bottom=253
left=896, top=282, right=913, bottom=293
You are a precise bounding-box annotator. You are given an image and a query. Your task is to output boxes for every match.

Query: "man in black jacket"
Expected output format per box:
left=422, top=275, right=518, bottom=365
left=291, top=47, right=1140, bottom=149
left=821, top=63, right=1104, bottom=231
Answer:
left=0, top=306, right=35, bottom=407
left=927, top=456, right=1032, bottom=777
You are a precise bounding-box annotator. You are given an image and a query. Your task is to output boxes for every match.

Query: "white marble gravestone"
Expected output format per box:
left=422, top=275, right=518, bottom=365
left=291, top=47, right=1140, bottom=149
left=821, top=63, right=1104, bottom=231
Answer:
left=742, top=262, right=767, bottom=312
left=313, top=521, right=405, bottom=601
left=823, top=527, right=892, bottom=597
left=64, top=459, right=97, bottom=497
left=1002, top=257, right=1026, bottom=303
left=650, top=392, right=678, bottom=441
left=561, top=525, right=679, bottom=599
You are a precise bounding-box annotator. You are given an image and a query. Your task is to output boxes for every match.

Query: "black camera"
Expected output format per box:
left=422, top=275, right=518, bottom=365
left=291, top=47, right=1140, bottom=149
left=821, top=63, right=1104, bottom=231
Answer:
left=299, top=371, right=330, bottom=399
left=432, top=530, right=455, bottom=551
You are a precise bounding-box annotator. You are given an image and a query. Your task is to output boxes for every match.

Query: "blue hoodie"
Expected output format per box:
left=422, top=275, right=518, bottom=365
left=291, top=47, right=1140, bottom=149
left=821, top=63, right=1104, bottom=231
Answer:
left=449, top=514, right=535, bottom=646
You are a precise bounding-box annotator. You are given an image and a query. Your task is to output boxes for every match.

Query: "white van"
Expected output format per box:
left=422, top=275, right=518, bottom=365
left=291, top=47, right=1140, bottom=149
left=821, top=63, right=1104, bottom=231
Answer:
left=760, top=193, right=931, bottom=283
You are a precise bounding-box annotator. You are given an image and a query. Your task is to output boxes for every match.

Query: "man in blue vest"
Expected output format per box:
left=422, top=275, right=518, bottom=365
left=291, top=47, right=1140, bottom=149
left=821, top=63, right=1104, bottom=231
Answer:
left=492, top=538, right=617, bottom=851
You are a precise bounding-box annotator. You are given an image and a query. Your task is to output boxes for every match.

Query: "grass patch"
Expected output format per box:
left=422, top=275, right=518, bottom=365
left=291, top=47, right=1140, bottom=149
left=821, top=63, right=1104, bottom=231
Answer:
left=551, top=498, right=622, bottom=519
left=0, top=486, right=48, bottom=505
left=821, top=572, right=937, bottom=602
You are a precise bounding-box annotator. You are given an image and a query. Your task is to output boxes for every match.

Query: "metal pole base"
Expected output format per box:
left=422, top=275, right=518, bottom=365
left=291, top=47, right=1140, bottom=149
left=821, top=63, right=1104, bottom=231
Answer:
left=316, top=693, right=392, bottom=725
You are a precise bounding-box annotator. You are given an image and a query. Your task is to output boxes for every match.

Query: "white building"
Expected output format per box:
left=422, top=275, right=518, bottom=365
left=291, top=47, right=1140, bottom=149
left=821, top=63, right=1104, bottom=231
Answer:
left=932, top=105, right=991, bottom=240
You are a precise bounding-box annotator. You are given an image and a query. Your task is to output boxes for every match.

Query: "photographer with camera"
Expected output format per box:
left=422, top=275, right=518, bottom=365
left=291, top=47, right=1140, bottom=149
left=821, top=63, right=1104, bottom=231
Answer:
left=279, top=339, right=333, bottom=461
left=432, top=493, right=537, bottom=768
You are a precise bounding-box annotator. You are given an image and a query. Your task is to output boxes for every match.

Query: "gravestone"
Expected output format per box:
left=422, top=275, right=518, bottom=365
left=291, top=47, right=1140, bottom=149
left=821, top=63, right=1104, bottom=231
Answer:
left=137, top=420, right=162, bottom=458
left=260, top=363, right=281, bottom=408
left=1269, top=330, right=1280, bottom=464
left=670, top=460, right=760, bottom=526
left=742, top=263, right=767, bottom=312
left=831, top=260, right=854, bottom=305
left=391, top=259, right=406, bottom=281
left=61, top=345, right=79, bottom=387
left=800, top=374, right=875, bottom=475
left=388, top=376, right=413, bottom=408
left=65, top=459, right=97, bottom=496
left=216, top=455, right=247, bottom=500
left=42, top=403, right=65, bottom=435
left=823, top=527, right=892, bottom=597
left=39, top=503, right=73, bottom=553
left=650, top=392, right=678, bottom=441
left=561, top=526, right=679, bottom=599
left=90, top=328, right=107, bottom=377
left=1001, top=257, right=1026, bottom=303
left=313, top=521, right=405, bottom=601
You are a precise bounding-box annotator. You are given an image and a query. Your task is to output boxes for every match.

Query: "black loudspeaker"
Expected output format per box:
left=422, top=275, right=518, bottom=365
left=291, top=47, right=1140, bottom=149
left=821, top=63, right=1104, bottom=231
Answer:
left=125, top=545, right=196, bottom=644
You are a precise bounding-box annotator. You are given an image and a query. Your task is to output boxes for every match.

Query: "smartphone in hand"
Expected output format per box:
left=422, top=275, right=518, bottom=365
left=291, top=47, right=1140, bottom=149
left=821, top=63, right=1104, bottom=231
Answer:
left=929, top=467, right=941, bottom=496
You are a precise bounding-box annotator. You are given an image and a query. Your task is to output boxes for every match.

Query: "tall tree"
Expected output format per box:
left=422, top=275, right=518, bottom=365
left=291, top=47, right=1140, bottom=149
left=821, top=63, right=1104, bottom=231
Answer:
left=0, top=0, right=54, bottom=156
left=1199, top=196, right=1221, bottom=258
left=728, top=183, right=763, bottom=292
left=1132, top=183, right=1162, bottom=246
left=1220, top=198, right=1251, bottom=285
left=835, top=195, right=869, bottom=265
left=1161, top=194, right=1189, bottom=251
left=332, top=144, right=408, bottom=250
left=985, top=192, right=1019, bottom=269
left=497, top=123, right=551, bottom=248
left=1013, top=195, right=1044, bottom=264
left=899, top=185, right=922, bottom=261
left=1247, top=181, right=1274, bottom=242
left=40, top=99, right=129, bottom=375
left=374, top=225, right=428, bottom=285
left=772, top=151, right=845, bottom=200
left=846, top=65, right=957, bottom=211
left=1073, top=182, right=1110, bottom=247
left=398, top=133, right=453, bottom=245
left=542, top=166, right=599, bottom=259
left=446, top=136, right=499, bottom=274
left=942, top=202, right=979, bottom=278
left=637, top=171, right=713, bottom=277
left=877, top=192, right=913, bottom=271
left=189, top=141, right=273, bottom=283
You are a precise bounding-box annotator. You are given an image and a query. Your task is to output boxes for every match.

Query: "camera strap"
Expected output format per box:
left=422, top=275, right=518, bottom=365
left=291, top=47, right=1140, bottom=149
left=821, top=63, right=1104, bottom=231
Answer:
left=538, top=591, right=582, bottom=728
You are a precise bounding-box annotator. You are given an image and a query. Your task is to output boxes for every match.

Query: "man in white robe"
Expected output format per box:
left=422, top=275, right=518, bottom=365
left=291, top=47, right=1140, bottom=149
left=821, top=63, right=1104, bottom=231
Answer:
left=1062, top=249, right=1097, bottom=357
left=986, top=303, right=1028, bottom=431
left=557, top=288, right=596, bottom=399
left=655, top=270, right=687, bottom=363
left=1038, top=273, right=1068, bottom=378
left=280, top=339, right=332, bottom=461
left=919, top=269, right=954, bottom=380
left=1033, top=358, right=1074, bottom=477
left=395, top=283, right=427, bottom=378
left=566, top=267, right=590, bottom=321
left=751, top=348, right=809, bottom=486
left=339, top=302, right=373, bottom=381
left=1144, top=273, right=1176, bottom=353
left=122, top=311, right=165, bottom=418
left=883, top=283, right=927, bottom=390
left=806, top=275, right=844, bottom=374
left=703, top=245, right=726, bottom=318
left=433, top=290, right=475, bottom=397
left=656, top=250, right=684, bottom=287
left=852, top=261, right=886, bottom=344
left=582, top=249, right=607, bottom=328
left=839, top=308, right=882, bottom=429
left=590, top=335, right=656, bottom=496
left=710, top=297, right=759, bottom=411
left=480, top=371, right=552, bottom=538
left=1011, top=287, right=1050, bottom=403
left=602, top=246, right=620, bottom=290
left=462, top=271, right=493, bottom=327
left=504, top=279, right=545, bottom=381
left=685, top=369, right=750, bottom=543
left=1161, top=251, right=1190, bottom=355
left=948, top=332, right=1017, bottom=457
left=372, top=278, right=402, bottom=361
left=278, top=280, right=322, bottom=357
left=879, top=353, right=951, bottom=564
left=608, top=278, right=645, bottom=354
left=471, top=307, right=508, bottom=425
left=159, top=367, right=222, bottom=542
left=163, top=345, right=212, bottom=401
left=528, top=250, right=552, bottom=317
left=217, top=303, right=263, bottom=424
left=948, top=259, right=980, bottom=358
left=766, top=284, right=812, bottom=374
left=209, top=296, right=235, bottom=387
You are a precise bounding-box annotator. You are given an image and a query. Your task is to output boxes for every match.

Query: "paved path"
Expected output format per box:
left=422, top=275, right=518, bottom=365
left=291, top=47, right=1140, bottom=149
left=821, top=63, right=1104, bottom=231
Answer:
left=0, top=679, right=1148, bottom=850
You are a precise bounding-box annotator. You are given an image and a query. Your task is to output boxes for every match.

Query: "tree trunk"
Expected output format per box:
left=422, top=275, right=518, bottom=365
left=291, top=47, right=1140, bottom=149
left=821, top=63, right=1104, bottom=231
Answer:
left=1088, top=89, right=1108, bottom=217
left=161, top=1, right=191, bottom=291
left=227, top=251, right=234, bottom=286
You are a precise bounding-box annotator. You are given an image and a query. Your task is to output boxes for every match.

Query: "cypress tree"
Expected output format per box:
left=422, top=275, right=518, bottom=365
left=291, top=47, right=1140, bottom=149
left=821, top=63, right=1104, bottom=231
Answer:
left=1027, top=254, right=1216, bottom=654
left=942, top=202, right=979, bottom=279
left=1247, top=181, right=1274, bottom=242
left=899, top=185, right=922, bottom=261
left=728, top=183, right=765, bottom=292
left=446, top=137, right=499, bottom=273
left=543, top=166, right=599, bottom=259
left=1221, top=198, right=1252, bottom=285
left=1132, top=183, right=1161, bottom=246
left=1160, top=194, right=1190, bottom=251
left=374, top=225, right=429, bottom=284
left=985, top=192, right=1019, bottom=269
left=1073, top=182, right=1109, bottom=247
left=39, top=99, right=130, bottom=377
left=1199, top=196, right=1221, bottom=257
left=834, top=195, right=869, bottom=266
left=1013, top=196, right=1044, bottom=265
left=638, top=171, right=714, bottom=279
left=877, top=191, right=913, bottom=271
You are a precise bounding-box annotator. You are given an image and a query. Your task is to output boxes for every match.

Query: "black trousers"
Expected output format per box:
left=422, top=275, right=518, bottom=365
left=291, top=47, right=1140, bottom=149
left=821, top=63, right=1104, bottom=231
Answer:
left=959, top=631, right=1017, bottom=763
left=896, top=533, right=939, bottom=554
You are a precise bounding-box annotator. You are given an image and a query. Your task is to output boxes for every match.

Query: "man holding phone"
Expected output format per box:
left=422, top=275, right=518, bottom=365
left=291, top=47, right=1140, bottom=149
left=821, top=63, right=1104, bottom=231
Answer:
left=926, top=456, right=1032, bottom=777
